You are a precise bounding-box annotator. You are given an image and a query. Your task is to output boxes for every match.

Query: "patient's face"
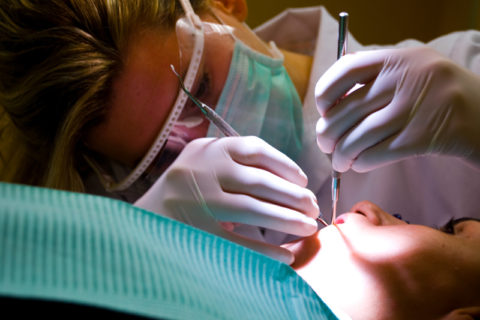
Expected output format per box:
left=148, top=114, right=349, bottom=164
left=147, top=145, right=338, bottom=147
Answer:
left=284, top=201, right=480, bottom=320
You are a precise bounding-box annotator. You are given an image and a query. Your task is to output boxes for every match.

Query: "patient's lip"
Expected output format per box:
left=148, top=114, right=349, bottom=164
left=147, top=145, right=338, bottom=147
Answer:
left=335, top=216, right=345, bottom=224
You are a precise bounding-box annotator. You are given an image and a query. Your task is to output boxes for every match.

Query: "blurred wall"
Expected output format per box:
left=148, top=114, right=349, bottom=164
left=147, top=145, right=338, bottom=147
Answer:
left=246, top=0, right=480, bottom=45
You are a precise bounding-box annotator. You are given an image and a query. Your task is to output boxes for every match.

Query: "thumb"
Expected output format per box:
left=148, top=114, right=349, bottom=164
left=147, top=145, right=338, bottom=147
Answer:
left=351, top=133, right=419, bottom=172
left=217, top=228, right=295, bottom=265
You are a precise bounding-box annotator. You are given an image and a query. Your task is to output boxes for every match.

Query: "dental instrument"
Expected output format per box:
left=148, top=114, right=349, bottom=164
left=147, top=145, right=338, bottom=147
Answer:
left=171, top=64, right=240, bottom=137
left=331, top=12, right=348, bottom=225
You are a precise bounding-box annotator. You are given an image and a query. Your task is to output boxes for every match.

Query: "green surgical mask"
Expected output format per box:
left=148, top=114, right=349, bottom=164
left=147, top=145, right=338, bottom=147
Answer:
left=206, top=40, right=304, bottom=161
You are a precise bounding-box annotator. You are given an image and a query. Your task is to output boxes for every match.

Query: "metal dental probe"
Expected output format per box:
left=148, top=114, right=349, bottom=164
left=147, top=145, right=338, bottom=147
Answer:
left=170, top=64, right=240, bottom=137
left=331, top=12, right=349, bottom=225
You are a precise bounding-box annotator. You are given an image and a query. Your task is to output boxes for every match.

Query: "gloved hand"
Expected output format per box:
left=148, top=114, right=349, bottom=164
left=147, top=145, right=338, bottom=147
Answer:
left=135, top=136, right=319, bottom=264
left=315, top=47, right=480, bottom=172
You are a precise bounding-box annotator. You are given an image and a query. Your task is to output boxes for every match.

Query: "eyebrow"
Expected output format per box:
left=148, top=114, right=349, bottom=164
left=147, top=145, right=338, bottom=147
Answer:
left=439, top=217, right=480, bottom=233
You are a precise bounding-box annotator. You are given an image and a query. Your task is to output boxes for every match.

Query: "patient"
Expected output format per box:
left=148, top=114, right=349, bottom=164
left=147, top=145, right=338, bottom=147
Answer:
left=284, top=201, right=480, bottom=320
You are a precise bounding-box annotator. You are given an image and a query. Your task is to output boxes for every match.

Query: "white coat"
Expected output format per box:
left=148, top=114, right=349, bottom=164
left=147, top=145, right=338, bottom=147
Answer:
left=255, top=6, right=480, bottom=228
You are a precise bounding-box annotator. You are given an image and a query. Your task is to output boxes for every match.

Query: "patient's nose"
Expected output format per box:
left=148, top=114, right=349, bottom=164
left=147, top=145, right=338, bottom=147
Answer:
left=349, top=201, right=406, bottom=226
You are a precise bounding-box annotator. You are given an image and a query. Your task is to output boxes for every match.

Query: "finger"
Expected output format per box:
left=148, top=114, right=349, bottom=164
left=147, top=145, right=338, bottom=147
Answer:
left=332, top=100, right=407, bottom=172
left=217, top=228, right=295, bottom=265
left=221, top=163, right=319, bottom=218
left=226, top=136, right=308, bottom=187
left=281, top=233, right=320, bottom=269
left=315, top=50, right=387, bottom=116
left=211, top=193, right=319, bottom=237
left=316, top=80, right=393, bottom=153
left=351, top=130, right=420, bottom=172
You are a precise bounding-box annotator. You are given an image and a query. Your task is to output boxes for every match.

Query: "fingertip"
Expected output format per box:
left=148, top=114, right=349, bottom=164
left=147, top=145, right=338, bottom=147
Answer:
left=297, top=167, right=308, bottom=186
left=288, top=216, right=319, bottom=237
left=331, top=160, right=349, bottom=173
left=315, top=116, right=327, bottom=135
left=259, top=246, right=295, bottom=265
left=311, top=196, right=320, bottom=219
left=230, top=136, right=308, bottom=186
left=273, top=247, right=295, bottom=265
left=284, top=164, right=308, bottom=187
left=303, top=217, right=320, bottom=235
left=317, top=139, right=334, bottom=154
left=315, top=120, right=336, bottom=154
left=284, top=252, right=295, bottom=265
left=351, top=161, right=373, bottom=173
left=224, top=231, right=295, bottom=265
left=315, top=98, right=331, bottom=117
left=351, top=149, right=379, bottom=173
left=316, top=137, right=334, bottom=155
left=353, top=145, right=407, bottom=173
left=315, top=78, right=337, bottom=117
left=302, top=191, right=320, bottom=220
left=331, top=148, right=353, bottom=172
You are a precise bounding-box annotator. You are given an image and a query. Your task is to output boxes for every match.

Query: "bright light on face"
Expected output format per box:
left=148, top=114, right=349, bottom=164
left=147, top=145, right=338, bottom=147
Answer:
left=284, top=201, right=480, bottom=319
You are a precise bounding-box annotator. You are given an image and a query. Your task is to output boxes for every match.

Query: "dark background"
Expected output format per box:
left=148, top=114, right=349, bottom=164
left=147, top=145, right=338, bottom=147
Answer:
left=246, top=0, right=480, bottom=45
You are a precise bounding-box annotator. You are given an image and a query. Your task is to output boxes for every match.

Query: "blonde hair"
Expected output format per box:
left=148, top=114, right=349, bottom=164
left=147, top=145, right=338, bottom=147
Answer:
left=0, top=0, right=210, bottom=192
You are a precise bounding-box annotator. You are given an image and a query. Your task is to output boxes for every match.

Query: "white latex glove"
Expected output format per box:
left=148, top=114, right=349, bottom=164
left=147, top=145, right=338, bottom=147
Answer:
left=135, top=136, right=319, bottom=264
left=315, top=47, right=480, bottom=172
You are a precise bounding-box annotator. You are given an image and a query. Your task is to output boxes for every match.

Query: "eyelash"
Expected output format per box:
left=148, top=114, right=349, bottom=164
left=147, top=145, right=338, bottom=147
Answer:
left=440, top=218, right=456, bottom=234
left=195, top=73, right=210, bottom=98
left=439, top=217, right=480, bottom=234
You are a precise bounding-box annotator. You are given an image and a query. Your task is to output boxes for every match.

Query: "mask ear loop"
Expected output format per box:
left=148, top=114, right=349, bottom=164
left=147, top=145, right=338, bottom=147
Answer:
left=179, top=0, right=203, bottom=29
left=103, top=0, right=205, bottom=192
left=208, top=7, right=283, bottom=60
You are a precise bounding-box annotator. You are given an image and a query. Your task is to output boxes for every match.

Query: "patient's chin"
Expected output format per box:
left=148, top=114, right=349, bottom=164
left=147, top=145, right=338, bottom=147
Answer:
left=282, top=232, right=321, bottom=269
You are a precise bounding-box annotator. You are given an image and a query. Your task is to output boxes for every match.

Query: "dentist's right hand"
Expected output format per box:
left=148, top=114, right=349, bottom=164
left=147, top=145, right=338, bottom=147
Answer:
left=135, top=136, right=319, bottom=264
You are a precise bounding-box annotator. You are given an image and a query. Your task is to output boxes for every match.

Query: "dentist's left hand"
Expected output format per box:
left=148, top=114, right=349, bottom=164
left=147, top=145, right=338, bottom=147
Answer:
left=135, top=136, right=319, bottom=264
left=315, top=47, right=480, bottom=172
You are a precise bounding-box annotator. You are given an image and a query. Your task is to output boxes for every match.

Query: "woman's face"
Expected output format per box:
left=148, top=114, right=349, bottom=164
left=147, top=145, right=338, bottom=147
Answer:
left=284, top=201, right=480, bottom=320
left=86, top=5, right=272, bottom=167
